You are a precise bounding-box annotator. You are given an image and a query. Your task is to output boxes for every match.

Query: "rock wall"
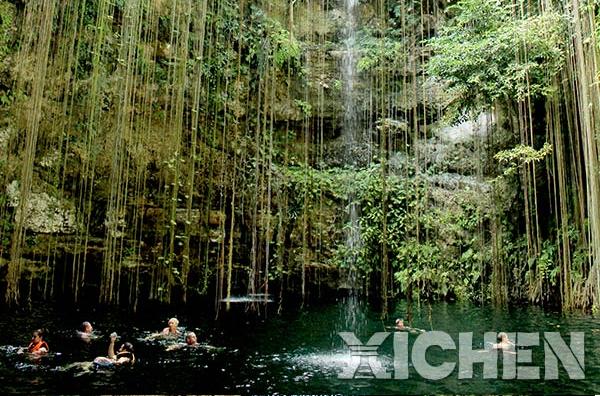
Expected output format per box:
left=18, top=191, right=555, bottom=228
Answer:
left=6, top=180, right=77, bottom=234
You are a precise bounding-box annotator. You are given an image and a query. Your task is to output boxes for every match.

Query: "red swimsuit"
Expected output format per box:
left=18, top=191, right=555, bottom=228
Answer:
left=28, top=340, right=49, bottom=353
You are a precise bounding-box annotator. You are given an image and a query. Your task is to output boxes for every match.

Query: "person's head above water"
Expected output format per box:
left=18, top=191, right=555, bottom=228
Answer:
left=165, top=317, right=179, bottom=333
left=395, top=318, right=405, bottom=328
left=80, top=321, right=93, bottom=333
left=185, top=332, right=198, bottom=346
left=28, top=328, right=49, bottom=353
left=119, top=342, right=134, bottom=354
left=497, top=332, right=509, bottom=342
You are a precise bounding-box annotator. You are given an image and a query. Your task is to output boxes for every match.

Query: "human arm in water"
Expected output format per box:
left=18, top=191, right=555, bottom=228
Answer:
left=107, top=333, right=117, bottom=359
left=107, top=334, right=126, bottom=364
left=92, top=333, right=134, bottom=367
left=165, top=342, right=186, bottom=351
left=387, top=319, right=426, bottom=333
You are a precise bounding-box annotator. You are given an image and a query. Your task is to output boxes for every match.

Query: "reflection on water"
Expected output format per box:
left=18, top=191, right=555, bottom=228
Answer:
left=220, top=295, right=274, bottom=303
left=0, top=300, right=598, bottom=394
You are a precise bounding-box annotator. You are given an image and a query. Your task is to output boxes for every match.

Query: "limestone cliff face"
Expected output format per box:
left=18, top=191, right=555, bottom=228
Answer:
left=0, top=0, right=457, bottom=246
left=6, top=180, right=77, bottom=234
left=0, top=0, right=497, bottom=305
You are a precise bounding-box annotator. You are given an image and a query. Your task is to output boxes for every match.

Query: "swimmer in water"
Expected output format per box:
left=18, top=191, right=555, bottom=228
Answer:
left=26, top=329, right=49, bottom=355
left=166, top=331, right=199, bottom=351
left=146, top=317, right=181, bottom=340
left=393, top=318, right=425, bottom=334
left=61, top=333, right=134, bottom=374
left=92, top=332, right=135, bottom=368
left=15, top=328, right=49, bottom=360
left=479, top=332, right=516, bottom=354
left=161, top=318, right=180, bottom=336
left=77, top=321, right=95, bottom=343
left=395, top=318, right=406, bottom=330
left=491, top=332, right=515, bottom=351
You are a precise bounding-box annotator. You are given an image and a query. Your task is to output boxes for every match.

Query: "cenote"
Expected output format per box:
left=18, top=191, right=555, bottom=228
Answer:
left=0, top=298, right=599, bottom=394
left=2, top=0, right=600, bottom=394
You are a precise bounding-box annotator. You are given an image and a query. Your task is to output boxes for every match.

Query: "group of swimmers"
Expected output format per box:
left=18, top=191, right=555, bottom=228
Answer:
left=21, top=317, right=200, bottom=369
left=152, top=317, right=200, bottom=351
left=392, top=318, right=515, bottom=351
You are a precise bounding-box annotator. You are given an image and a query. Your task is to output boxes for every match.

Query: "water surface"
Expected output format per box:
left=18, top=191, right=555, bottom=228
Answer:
left=0, top=298, right=598, bottom=394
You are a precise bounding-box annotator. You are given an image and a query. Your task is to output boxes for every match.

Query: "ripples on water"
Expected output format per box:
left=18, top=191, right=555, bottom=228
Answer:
left=0, top=301, right=599, bottom=394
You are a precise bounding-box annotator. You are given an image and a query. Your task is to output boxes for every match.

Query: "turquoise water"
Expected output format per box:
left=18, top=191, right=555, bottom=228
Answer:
left=0, top=297, right=598, bottom=394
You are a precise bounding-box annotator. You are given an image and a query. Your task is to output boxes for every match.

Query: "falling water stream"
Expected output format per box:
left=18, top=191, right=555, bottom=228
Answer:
left=342, top=0, right=362, bottom=292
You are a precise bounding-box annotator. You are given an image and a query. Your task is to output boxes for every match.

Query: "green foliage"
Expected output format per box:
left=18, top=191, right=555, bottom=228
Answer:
left=322, top=163, right=494, bottom=301
left=0, top=89, right=13, bottom=106
left=294, top=99, right=312, bottom=117
left=0, top=1, right=16, bottom=59
left=394, top=241, right=447, bottom=298
left=494, top=142, right=552, bottom=176
left=247, top=6, right=302, bottom=72
left=0, top=193, right=11, bottom=253
left=427, top=0, right=566, bottom=117
left=285, top=166, right=346, bottom=203
left=356, top=29, right=406, bottom=74
left=271, top=24, right=301, bottom=69
left=536, top=239, right=558, bottom=285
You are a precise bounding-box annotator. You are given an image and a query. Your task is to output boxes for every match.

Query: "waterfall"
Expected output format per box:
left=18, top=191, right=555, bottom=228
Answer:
left=342, top=0, right=362, bottom=289
left=342, top=0, right=358, bottom=150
